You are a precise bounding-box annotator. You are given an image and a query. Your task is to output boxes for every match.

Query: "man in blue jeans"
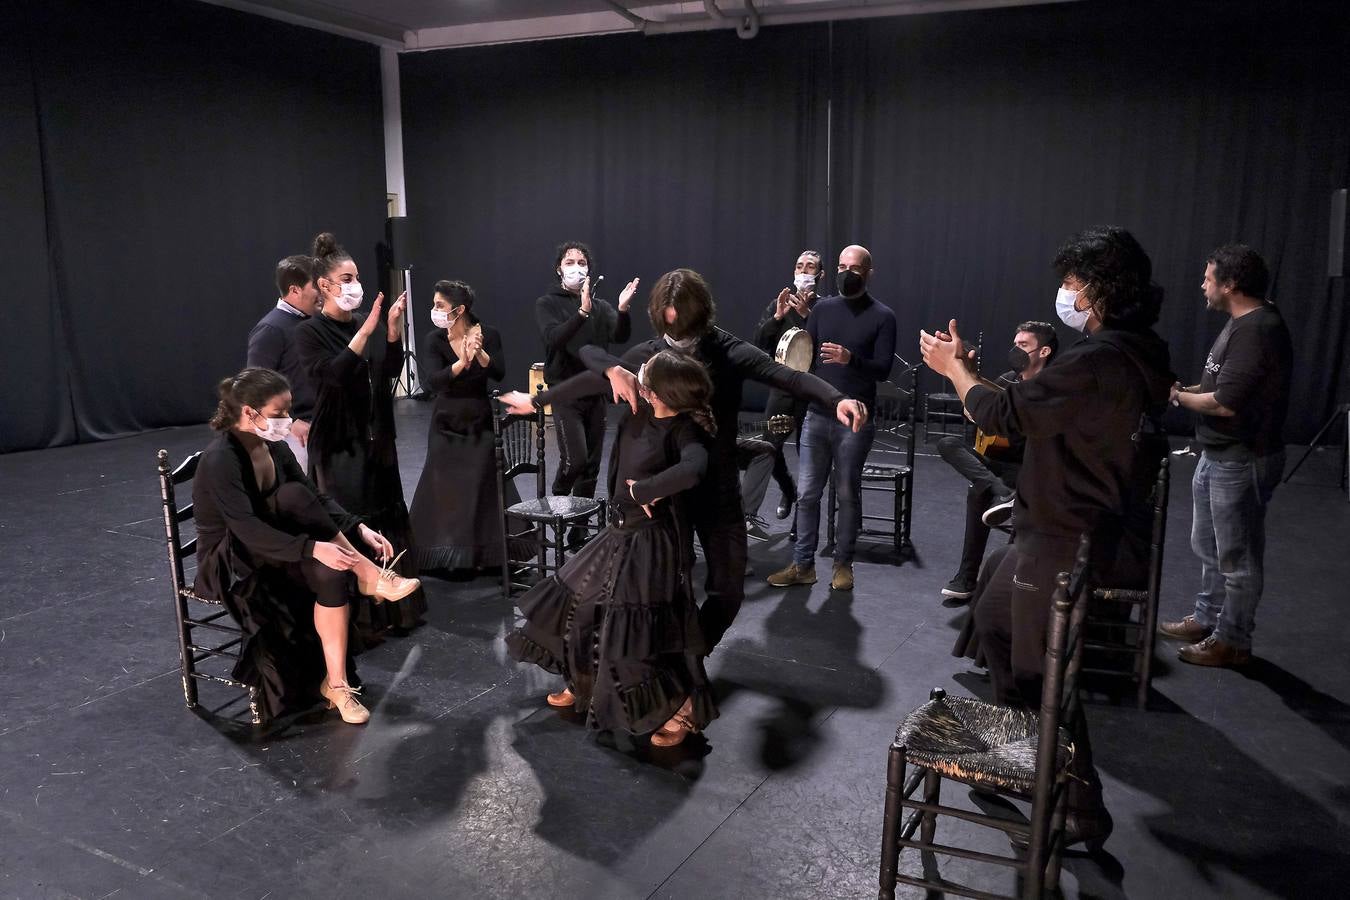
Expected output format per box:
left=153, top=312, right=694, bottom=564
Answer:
left=768, top=245, right=897, bottom=591
left=1160, top=245, right=1293, bottom=667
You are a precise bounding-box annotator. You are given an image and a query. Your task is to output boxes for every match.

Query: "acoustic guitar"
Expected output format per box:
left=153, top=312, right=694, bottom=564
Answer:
left=974, top=429, right=1010, bottom=456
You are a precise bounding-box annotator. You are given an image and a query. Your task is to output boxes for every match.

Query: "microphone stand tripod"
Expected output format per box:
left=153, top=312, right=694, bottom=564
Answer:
left=392, top=265, right=425, bottom=399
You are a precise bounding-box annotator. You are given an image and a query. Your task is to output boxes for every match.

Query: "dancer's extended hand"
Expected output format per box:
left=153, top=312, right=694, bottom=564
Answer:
left=606, top=366, right=639, bottom=413
left=836, top=399, right=868, bottom=432
left=498, top=390, right=535, bottom=415
left=359, top=525, right=394, bottom=562
left=313, top=541, right=360, bottom=571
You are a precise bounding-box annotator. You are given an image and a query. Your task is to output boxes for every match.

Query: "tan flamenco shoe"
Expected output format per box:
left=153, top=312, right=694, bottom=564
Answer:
left=651, top=699, right=698, bottom=748
left=319, top=677, right=370, bottom=725
left=546, top=687, right=576, bottom=709
left=357, top=550, right=420, bottom=604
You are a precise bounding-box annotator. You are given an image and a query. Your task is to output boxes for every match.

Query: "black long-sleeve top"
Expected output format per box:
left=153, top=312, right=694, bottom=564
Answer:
left=805, top=293, right=897, bottom=412
left=538, top=330, right=846, bottom=490
left=192, top=431, right=362, bottom=602
left=535, top=284, right=632, bottom=384
left=422, top=321, right=506, bottom=433
left=294, top=312, right=404, bottom=461
left=963, top=328, right=1173, bottom=539
left=608, top=404, right=709, bottom=522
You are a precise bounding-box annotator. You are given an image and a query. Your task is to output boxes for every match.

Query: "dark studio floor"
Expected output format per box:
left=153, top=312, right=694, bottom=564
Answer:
left=2, top=398, right=1348, bottom=900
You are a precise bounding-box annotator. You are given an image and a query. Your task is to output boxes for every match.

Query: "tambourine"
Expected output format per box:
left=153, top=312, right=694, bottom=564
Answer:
left=774, top=326, right=813, bottom=372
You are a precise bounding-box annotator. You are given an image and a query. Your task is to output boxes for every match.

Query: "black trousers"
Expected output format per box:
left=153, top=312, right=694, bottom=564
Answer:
left=266, top=481, right=350, bottom=609
left=689, top=473, right=749, bottom=650
left=937, top=436, right=1019, bottom=580
left=551, top=395, right=606, bottom=498
left=736, top=436, right=794, bottom=513
left=739, top=389, right=804, bottom=517
left=973, top=533, right=1103, bottom=812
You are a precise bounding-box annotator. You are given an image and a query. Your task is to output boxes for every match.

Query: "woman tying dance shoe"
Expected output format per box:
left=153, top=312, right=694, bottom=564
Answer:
left=296, top=232, right=427, bottom=634
left=193, top=368, right=421, bottom=724
left=501, top=351, right=719, bottom=747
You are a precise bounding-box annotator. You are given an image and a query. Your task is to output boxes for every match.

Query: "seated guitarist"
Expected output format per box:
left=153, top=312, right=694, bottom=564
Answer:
left=938, top=321, right=1058, bottom=601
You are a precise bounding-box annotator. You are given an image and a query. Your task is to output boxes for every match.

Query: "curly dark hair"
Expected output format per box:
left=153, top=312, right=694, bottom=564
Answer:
left=554, top=241, right=592, bottom=274
left=647, top=268, right=716, bottom=340
left=1052, top=226, right=1163, bottom=330
left=1207, top=244, right=1269, bottom=299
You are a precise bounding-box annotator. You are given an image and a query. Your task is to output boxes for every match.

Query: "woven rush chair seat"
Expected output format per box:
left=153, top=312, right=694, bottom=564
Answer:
left=895, top=691, right=1073, bottom=796
left=507, top=495, right=604, bottom=522
left=927, top=391, right=960, bottom=404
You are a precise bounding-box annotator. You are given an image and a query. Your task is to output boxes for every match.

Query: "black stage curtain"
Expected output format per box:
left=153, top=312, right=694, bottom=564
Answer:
left=400, top=26, right=831, bottom=408
left=828, top=0, right=1350, bottom=441
left=402, top=0, right=1348, bottom=442
left=0, top=0, right=387, bottom=452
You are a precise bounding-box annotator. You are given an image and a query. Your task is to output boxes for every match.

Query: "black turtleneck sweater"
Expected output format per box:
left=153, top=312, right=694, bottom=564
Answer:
left=804, top=293, right=897, bottom=412
left=534, top=284, right=631, bottom=384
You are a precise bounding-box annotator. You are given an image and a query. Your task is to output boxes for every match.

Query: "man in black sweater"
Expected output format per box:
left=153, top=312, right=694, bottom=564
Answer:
left=768, top=245, right=897, bottom=592
left=921, top=226, right=1173, bottom=850
left=503, top=268, right=867, bottom=650
left=1160, top=245, right=1292, bottom=667
left=741, top=249, right=824, bottom=539
left=246, top=255, right=320, bottom=471
left=533, top=242, right=637, bottom=524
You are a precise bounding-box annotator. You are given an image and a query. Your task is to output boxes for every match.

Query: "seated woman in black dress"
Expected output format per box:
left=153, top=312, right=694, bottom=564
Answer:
left=409, top=280, right=520, bottom=572
left=503, top=350, right=718, bottom=748
left=193, top=368, right=421, bottom=724
left=296, top=231, right=427, bottom=633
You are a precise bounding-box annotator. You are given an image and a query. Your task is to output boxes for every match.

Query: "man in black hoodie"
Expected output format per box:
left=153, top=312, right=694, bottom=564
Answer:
left=921, top=226, right=1173, bottom=850
left=533, top=242, right=638, bottom=521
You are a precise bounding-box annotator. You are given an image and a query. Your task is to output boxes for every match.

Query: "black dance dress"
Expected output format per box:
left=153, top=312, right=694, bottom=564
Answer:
left=192, top=432, right=363, bottom=721
left=506, top=405, right=719, bottom=735
left=409, top=321, right=522, bottom=570
left=295, top=310, right=427, bottom=630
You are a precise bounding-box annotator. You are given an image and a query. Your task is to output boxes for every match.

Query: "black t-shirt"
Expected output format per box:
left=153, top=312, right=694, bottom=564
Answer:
left=1194, top=304, right=1293, bottom=458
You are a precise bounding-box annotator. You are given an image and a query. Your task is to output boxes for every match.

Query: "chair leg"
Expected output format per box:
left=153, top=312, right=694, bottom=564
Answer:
left=920, top=768, right=941, bottom=845
left=878, top=744, right=907, bottom=900
left=248, top=687, right=262, bottom=726
left=1040, top=777, right=1070, bottom=896
left=174, top=597, right=199, bottom=709
left=552, top=516, right=565, bottom=575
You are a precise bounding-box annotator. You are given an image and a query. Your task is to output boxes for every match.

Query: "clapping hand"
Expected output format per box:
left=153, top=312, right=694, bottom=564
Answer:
left=618, top=278, right=640, bottom=312
left=918, top=319, right=970, bottom=379
left=788, top=291, right=812, bottom=318
left=386, top=291, right=407, bottom=339
left=357, top=293, right=384, bottom=337
left=774, top=287, right=793, bottom=321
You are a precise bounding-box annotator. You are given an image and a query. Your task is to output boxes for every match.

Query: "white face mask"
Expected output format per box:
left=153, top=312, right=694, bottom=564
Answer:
left=664, top=333, right=698, bottom=352
left=1056, top=286, right=1091, bottom=332
left=430, top=308, right=451, bottom=330
left=560, top=264, right=588, bottom=291
left=332, top=280, right=364, bottom=311
left=252, top=414, right=293, bottom=442
left=793, top=272, right=816, bottom=293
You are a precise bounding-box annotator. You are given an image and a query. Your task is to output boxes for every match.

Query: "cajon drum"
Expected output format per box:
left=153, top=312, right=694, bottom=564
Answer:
left=528, top=362, right=552, bottom=416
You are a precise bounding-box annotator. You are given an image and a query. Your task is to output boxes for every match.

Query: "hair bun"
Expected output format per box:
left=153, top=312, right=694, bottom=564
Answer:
left=312, top=231, right=341, bottom=258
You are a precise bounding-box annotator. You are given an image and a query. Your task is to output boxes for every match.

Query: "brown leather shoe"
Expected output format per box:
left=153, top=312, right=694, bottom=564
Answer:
left=1178, top=635, right=1251, bottom=667
left=830, top=563, right=854, bottom=591
left=767, top=563, right=816, bottom=587
left=1159, top=614, right=1211, bottom=642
